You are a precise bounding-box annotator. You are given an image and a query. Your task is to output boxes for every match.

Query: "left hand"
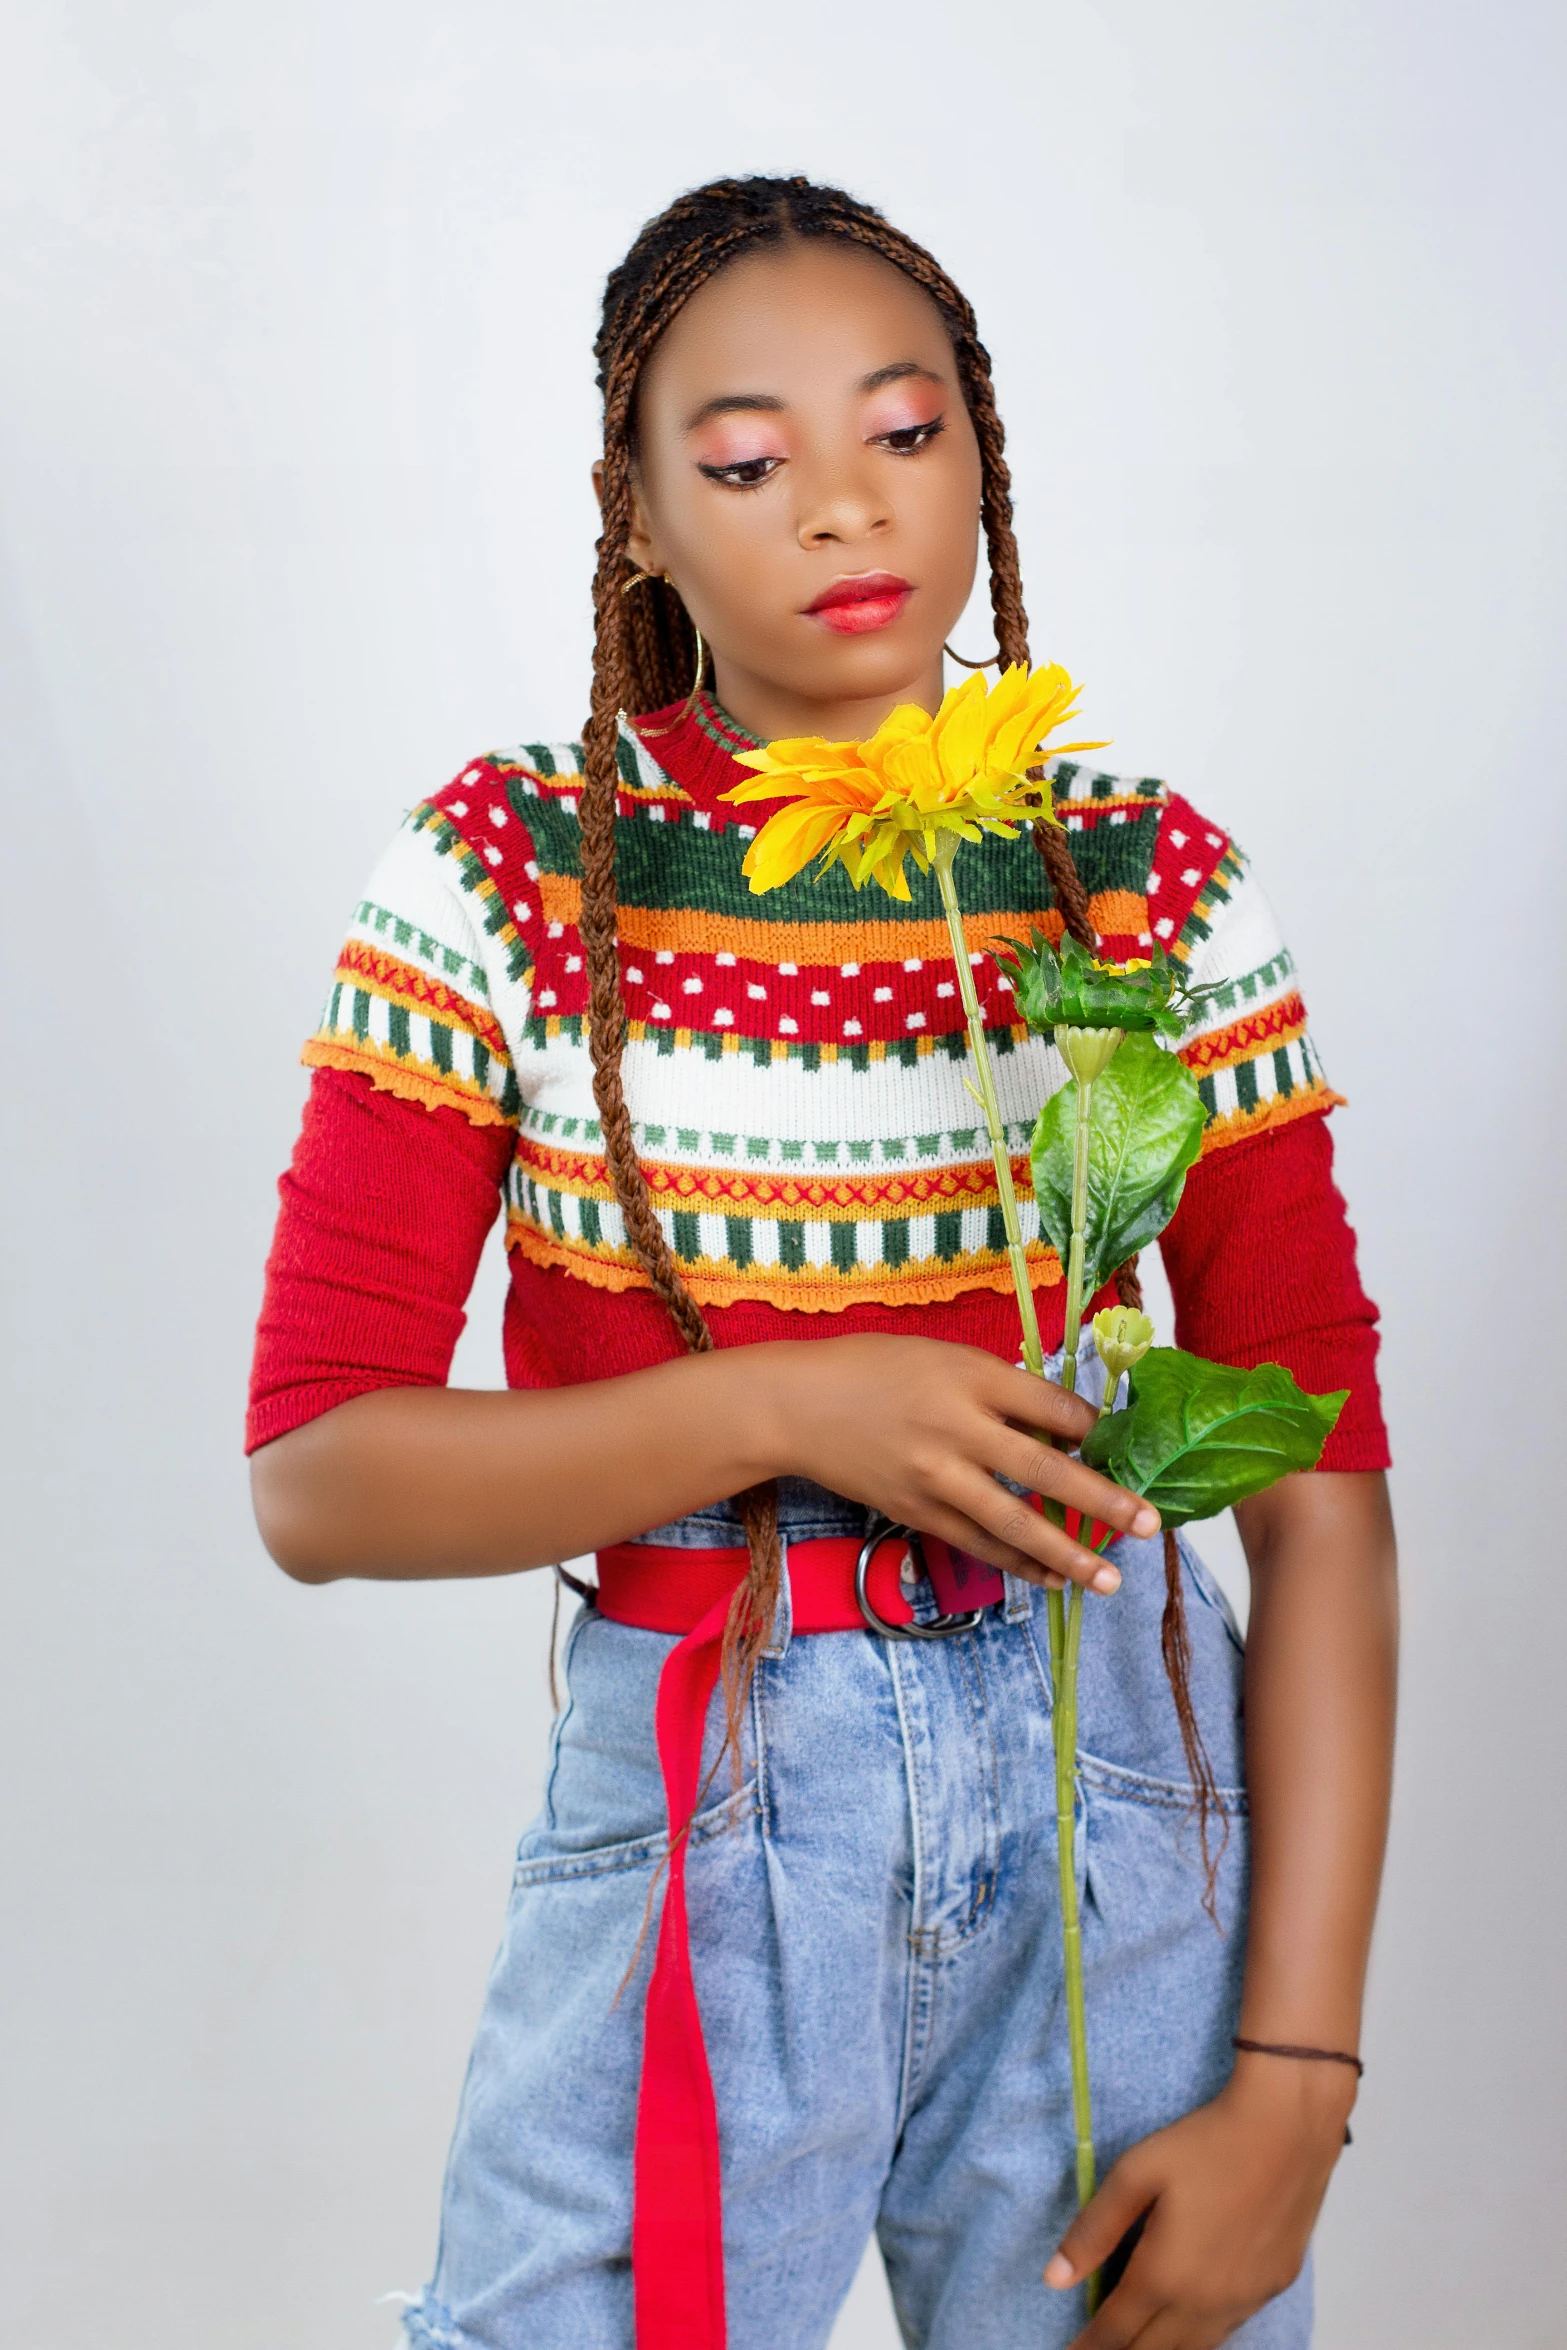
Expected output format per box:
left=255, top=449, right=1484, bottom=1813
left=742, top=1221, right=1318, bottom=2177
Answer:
left=1045, top=2054, right=1355, bottom=2348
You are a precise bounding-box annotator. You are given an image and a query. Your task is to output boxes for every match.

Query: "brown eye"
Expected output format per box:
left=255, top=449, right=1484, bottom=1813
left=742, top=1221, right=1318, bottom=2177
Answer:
left=697, top=455, right=784, bottom=490
left=873, top=418, right=946, bottom=456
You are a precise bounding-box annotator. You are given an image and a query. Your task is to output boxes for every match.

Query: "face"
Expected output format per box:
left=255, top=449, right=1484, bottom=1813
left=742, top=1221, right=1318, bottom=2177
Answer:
left=616, top=238, right=984, bottom=743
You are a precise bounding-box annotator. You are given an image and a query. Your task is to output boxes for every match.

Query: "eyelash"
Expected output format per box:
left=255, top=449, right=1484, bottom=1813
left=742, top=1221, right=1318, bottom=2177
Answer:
left=696, top=414, right=947, bottom=491
left=697, top=455, right=781, bottom=490
left=874, top=416, right=946, bottom=456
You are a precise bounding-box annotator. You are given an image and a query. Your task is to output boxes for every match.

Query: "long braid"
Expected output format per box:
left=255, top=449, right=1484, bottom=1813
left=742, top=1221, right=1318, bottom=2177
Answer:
left=1163, top=1529, right=1229, bottom=1919
left=584, top=213, right=789, bottom=1764
left=584, top=177, right=1194, bottom=1819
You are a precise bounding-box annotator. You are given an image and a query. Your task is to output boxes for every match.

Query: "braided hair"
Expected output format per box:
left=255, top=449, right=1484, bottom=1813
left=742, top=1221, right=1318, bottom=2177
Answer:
left=582, top=176, right=1186, bottom=1804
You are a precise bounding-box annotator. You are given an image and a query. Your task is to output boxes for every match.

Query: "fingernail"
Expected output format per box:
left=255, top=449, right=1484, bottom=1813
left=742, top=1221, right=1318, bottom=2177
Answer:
left=1092, top=1565, right=1120, bottom=1594
left=1133, top=1505, right=1159, bottom=1536
left=1044, top=2254, right=1074, bottom=2288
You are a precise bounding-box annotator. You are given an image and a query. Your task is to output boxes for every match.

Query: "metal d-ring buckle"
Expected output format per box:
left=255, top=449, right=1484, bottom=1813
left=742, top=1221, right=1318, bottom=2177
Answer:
left=855, top=1524, right=986, bottom=1641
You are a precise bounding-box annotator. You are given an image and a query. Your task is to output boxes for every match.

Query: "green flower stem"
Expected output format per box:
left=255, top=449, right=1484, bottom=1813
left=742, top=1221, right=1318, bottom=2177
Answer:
left=1052, top=1051, right=1101, bottom=2304
left=1047, top=1581, right=1065, bottom=1688
left=1055, top=1584, right=1097, bottom=2215
left=1058, top=1073, right=1094, bottom=1394
left=934, top=839, right=1097, bottom=2298
left=933, top=842, right=1044, bottom=1377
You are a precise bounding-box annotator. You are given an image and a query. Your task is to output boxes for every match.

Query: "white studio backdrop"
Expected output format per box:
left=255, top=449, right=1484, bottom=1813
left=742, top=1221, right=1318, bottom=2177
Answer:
left=2, top=3, right=1563, bottom=2344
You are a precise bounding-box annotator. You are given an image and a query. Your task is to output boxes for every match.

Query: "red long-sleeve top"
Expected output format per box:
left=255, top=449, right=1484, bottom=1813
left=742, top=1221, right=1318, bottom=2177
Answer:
left=249, top=1066, right=1387, bottom=1469
left=248, top=702, right=1388, bottom=1473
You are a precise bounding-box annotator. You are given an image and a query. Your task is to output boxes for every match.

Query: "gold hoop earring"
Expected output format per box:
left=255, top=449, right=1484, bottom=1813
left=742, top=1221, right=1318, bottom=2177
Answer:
left=635, top=577, right=709, bottom=739
left=682, top=623, right=708, bottom=717
left=944, top=641, right=1000, bottom=670
left=654, top=571, right=708, bottom=713
left=620, top=567, right=663, bottom=597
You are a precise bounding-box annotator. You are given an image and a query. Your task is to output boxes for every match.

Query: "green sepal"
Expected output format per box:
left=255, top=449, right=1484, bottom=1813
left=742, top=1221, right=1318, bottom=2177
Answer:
left=1000, top=933, right=1203, bottom=1039
left=1030, top=1031, right=1206, bottom=1296
left=1082, top=1348, right=1347, bottom=1525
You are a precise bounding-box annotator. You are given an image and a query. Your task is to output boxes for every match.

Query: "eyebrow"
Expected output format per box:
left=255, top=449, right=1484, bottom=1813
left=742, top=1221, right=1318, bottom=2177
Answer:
left=684, top=391, right=786, bottom=431
left=858, top=361, right=946, bottom=394
left=682, top=361, right=946, bottom=432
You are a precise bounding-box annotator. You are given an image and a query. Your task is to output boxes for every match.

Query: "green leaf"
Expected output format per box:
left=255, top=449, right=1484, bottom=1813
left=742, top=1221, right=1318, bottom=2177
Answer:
left=1029, top=1031, right=1206, bottom=1294
left=1082, top=1348, right=1347, bottom=1525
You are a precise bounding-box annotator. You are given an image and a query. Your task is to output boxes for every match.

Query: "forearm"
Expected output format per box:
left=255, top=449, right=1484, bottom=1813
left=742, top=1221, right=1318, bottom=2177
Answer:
left=1233, top=1471, right=1398, bottom=2075
left=250, top=1351, right=783, bottom=1583
left=250, top=1335, right=1161, bottom=1593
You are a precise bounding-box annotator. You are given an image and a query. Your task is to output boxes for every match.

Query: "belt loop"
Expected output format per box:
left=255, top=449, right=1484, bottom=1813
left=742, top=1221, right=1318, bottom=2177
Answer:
left=763, top=1536, right=793, bottom=1660
left=1002, top=1571, right=1033, bottom=1626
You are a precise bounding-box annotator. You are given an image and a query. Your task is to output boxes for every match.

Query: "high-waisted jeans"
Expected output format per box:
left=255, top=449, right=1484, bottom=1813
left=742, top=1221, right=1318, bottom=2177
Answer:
left=402, top=1352, right=1311, bottom=2350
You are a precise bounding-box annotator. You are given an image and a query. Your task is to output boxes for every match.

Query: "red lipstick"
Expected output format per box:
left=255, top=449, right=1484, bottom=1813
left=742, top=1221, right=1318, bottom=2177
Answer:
left=804, top=571, right=912, bottom=635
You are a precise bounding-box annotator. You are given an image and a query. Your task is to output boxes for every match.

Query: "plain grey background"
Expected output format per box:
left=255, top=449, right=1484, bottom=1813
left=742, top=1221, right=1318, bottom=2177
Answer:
left=3, top=2, right=1563, bottom=2344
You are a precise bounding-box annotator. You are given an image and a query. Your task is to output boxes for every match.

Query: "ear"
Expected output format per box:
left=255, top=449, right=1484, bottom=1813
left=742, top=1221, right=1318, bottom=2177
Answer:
left=591, top=458, right=663, bottom=582
left=625, top=471, right=661, bottom=582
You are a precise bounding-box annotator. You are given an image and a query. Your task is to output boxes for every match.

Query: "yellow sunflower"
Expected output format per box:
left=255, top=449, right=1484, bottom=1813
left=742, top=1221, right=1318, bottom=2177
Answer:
left=721, top=662, right=1108, bottom=900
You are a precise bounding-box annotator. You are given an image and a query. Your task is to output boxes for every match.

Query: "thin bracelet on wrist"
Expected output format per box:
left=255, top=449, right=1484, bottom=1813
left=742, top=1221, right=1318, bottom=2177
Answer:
left=1231, top=2038, right=1362, bottom=2144
left=1232, top=2036, right=1363, bottom=2075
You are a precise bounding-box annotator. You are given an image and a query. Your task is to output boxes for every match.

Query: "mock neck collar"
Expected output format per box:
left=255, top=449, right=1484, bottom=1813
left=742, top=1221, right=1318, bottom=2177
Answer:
left=628, top=691, right=764, bottom=816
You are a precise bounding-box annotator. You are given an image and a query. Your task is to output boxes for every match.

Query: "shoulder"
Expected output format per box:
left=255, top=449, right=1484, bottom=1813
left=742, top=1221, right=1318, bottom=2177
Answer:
left=328, top=736, right=593, bottom=1046
left=1051, top=759, right=1335, bottom=1149
left=1048, top=757, right=1240, bottom=966
left=381, top=738, right=585, bottom=992
left=360, top=718, right=689, bottom=979
left=422, top=736, right=584, bottom=869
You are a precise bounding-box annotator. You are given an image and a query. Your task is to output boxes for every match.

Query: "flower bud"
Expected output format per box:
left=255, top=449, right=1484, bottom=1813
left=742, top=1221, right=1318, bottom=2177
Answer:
left=1092, top=1305, right=1155, bottom=1383
left=1057, top=1024, right=1125, bottom=1083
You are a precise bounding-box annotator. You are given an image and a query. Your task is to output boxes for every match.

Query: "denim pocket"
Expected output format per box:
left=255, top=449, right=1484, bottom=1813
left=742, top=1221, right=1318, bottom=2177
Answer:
left=518, top=1608, right=764, bottom=1887
left=512, top=1779, right=760, bottom=1890
left=1077, top=1749, right=1247, bottom=1814
left=1066, top=1532, right=1247, bottom=1794
left=1081, top=1760, right=1250, bottom=1947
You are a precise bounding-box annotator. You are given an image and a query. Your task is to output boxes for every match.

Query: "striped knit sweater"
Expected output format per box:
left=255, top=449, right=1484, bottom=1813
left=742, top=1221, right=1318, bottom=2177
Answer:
left=302, top=694, right=1338, bottom=1318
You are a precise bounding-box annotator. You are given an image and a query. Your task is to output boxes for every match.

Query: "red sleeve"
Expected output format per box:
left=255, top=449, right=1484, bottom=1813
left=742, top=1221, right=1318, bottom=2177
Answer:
left=246, top=1067, right=514, bottom=1454
left=1159, top=1116, right=1390, bottom=1472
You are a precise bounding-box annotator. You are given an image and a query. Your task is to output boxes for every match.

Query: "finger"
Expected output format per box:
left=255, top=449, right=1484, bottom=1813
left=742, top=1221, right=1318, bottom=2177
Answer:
left=942, top=1469, right=1126, bottom=1593
left=1074, top=2311, right=1190, bottom=2350
left=990, top=1361, right=1101, bottom=1442
left=992, top=1426, right=1160, bottom=1542
left=900, top=1491, right=1071, bottom=1590
left=1047, top=2158, right=1155, bottom=2297
left=1110, top=2303, right=1241, bottom=2350
left=1062, top=2275, right=1163, bottom=2350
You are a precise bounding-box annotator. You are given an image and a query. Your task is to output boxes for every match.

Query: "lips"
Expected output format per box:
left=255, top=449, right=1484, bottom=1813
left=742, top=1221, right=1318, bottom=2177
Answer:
left=804, top=571, right=912, bottom=635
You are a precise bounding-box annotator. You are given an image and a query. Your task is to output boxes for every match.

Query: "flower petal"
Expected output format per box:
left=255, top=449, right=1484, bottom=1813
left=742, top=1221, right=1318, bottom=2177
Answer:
left=740, top=801, right=859, bottom=893
left=930, top=672, right=990, bottom=789
left=728, top=661, right=1104, bottom=884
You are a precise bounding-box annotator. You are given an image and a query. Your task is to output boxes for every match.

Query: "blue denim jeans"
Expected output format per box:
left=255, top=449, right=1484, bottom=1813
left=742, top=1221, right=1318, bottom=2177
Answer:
left=403, top=1364, right=1311, bottom=2350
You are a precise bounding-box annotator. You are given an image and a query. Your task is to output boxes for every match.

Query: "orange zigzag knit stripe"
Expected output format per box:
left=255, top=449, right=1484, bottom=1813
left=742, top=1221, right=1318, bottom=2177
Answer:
left=514, top=1142, right=1035, bottom=1218
left=332, top=942, right=510, bottom=1056
left=1179, top=992, right=1307, bottom=1076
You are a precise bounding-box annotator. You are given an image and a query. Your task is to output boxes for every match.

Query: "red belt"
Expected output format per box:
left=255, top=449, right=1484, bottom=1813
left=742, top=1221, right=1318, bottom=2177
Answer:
left=593, top=1525, right=1027, bottom=2348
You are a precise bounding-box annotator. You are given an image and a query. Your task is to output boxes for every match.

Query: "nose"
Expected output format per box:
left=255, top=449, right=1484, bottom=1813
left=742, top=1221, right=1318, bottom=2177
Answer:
left=794, top=454, right=892, bottom=552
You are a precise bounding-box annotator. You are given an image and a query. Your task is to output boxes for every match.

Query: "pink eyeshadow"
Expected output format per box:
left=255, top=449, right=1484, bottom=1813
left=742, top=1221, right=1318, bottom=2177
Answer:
left=691, top=417, right=791, bottom=466
left=862, top=390, right=944, bottom=437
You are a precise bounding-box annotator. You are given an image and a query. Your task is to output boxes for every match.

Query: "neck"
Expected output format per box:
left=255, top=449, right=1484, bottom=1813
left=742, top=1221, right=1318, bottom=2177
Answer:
left=707, top=650, right=947, bottom=745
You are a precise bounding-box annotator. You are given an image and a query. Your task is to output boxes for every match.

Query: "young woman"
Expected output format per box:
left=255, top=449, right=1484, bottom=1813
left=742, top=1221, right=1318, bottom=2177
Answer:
left=248, top=176, right=1396, bottom=2350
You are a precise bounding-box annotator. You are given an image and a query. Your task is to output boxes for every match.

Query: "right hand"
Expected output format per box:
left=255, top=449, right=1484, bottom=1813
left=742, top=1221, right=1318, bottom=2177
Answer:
left=752, top=1335, right=1158, bottom=1594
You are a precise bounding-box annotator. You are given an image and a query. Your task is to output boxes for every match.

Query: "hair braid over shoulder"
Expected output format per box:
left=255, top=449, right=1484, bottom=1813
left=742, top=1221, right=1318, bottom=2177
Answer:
left=581, top=176, right=1125, bottom=1769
